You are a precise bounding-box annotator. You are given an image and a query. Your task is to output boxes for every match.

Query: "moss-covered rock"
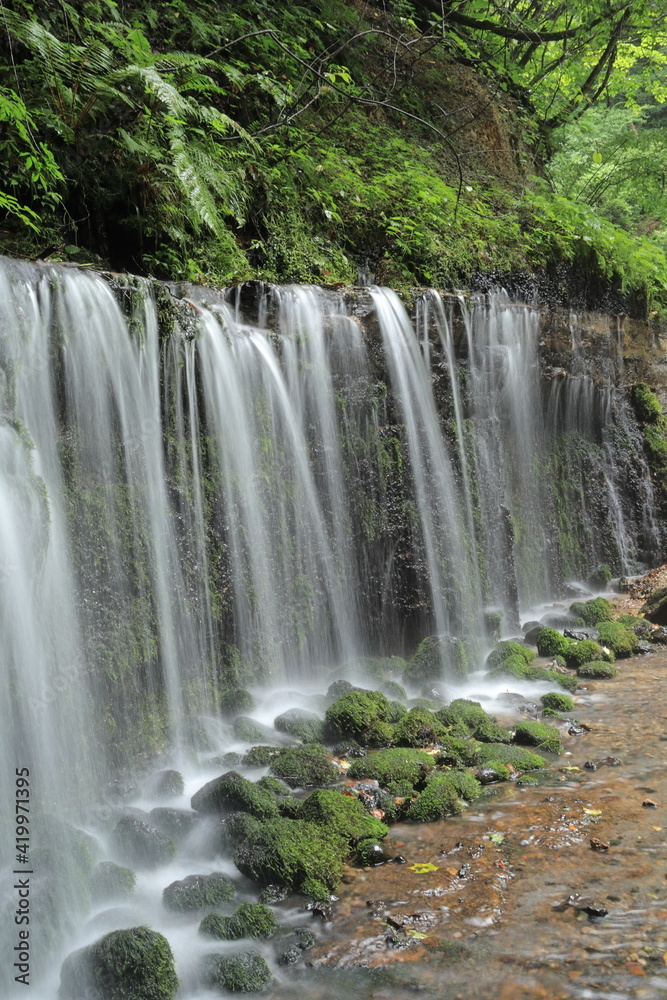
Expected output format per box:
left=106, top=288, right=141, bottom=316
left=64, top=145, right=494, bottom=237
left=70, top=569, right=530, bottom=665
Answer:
left=485, top=641, right=536, bottom=670
left=110, top=816, right=176, bottom=869
left=596, top=621, right=639, bottom=657
left=589, top=563, right=612, bottom=589
left=577, top=660, right=618, bottom=678
left=148, top=807, right=199, bottom=842
left=565, top=639, right=607, bottom=667
left=191, top=771, right=279, bottom=819
left=392, top=707, right=448, bottom=746
left=220, top=688, right=256, bottom=718
left=162, top=872, right=236, bottom=912
left=434, top=735, right=480, bottom=767
left=242, top=745, right=283, bottom=766
left=347, top=747, right=435, bottom=787
left=201, top=951, right=272, bottom=993
left=273, top=707, right=326, bottom=743
left=513, top=720, right=563, bottom=754
left=325, top=690, right=392, bottom=744
left=436, top=699, right=511, bottom=743
left=355, top=838, right=393, bottom=865
left=405, top=635, right=470, bottom=684
left=298, top=788, right=389, bottom=843
left=569, top=597, right=614, bottom=625
left=405, top=771, right=481, bottom=822
left=487, top=654, right=578, bottom=691
left=269, top=744, right=338, bottom=788
left=536, top=628, right=571, bottom=658
left=381, top=680, right=408, bottom=702
left=89, top=863, right=136, bottom=903
left=233, top=817, right=347, bottom=893
left=149, top=770, right=185, bottom=799
left=540, top=692, right=575, bottom=712
left=474, top=742, right=546, bottom=770
left=199, top=903, right=277, bottom=941
left=234, top=717, right=275, bottom=742
left=366, top=720, right=396, bottom=746
left=476, top=762, right=511, bottom=783
left=58, top=927, right=178, bottom=1000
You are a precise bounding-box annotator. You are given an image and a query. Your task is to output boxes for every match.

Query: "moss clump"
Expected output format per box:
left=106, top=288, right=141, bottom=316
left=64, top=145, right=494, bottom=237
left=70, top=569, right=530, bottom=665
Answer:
left=631, top=382, right=663, bottom=423
left=596, top=621, right=639, bottom=657
left=476, top=761, right=511, bottom=783
left=234, top=717, right=273, bottom=742
left=347, top=748, right=434, bottom=787
left=110, top=816, right=176, bottom=869
left=577, top=660, right=618, bottom=678
left=382, top=680, right=407, bottom=701
left=269, top=744, right=338, bottom=788
left=486, top=654, right=578, bottom=691
left=220, top=688, right=256, bottom=718
left=589, top=564, right=612, bottom=589
left=325, top=690, right=392, bottom=744
left=434, top=736, right=480, bottom=767
left=162, top=872, right=236, bottom=912
left=485, top=641, right=536, bottom=670
left=89, top=862, right=136, bottom=903
left=540, top=692, right=575, bottom=712
left=298, top=789, right=389, bottom=844
left=536, top=628, right=571, bottom=658
left=405, top=771, right=481, bottom=822
left=201, top=952, right=272, bottom=993
left=565, top=639, right=607, bottom=667
left=191, top=772, right=279, bottom=819
left=300, top=877, right=331, bottom=901
left=220, top=813, right=264, bottom=851
left=513, top=721, right=563, bottom=754
left=59, top=927, right=178, bottom=1000
left=242, top=745, right=282, bottom=766
left=256, top=776, right=291, bottom=797
left=199, top=903, right=277, bottom=941
left=569, top=598, right=614, bottom=625
left=436, top=699, right=511, bottom=743
left=274, top=708, right=325, bottom=743
left=366, top=720, right=396, bottom=746
left=150, top=770, right=185, bottom=799
left=392, top=708, right=448, bottom=747
left=233, top=817, right=347, bottom=893
left=475, top=742, right=546, bottom=770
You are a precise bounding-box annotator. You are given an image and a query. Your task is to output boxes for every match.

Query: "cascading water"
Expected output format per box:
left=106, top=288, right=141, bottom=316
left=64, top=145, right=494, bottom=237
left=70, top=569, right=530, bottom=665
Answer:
left=0, top=257, right=662, bottom=997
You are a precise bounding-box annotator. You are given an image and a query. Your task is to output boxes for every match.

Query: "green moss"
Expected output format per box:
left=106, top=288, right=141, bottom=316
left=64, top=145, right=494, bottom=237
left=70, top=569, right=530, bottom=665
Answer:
left=242, top=745, right=282, bottom=766
left=589, top=564, right=612, bottom=588
left=405, top=635, right=470, bottom=684
left=436, top=699, right=511, bottom=743
left=577, top=660, right=618, bottom=678
left=631, top=383, right=663, bottom=424
left=162, top=872, right=236, bottom=912
left=191, top=772, right=280, bottom=819
left=325, top=690, right=392, bottom=744
left=405, top=770, right=481, bottom=822
left=477, top=761, right=511, bottom=782
left=475, top=742, right=546, bottom=770
left=540, top=692, right=575, bottom=712
left=151, top=770, right=185, bottom=798
left=536, top=628, right=571, bottom=658
left=381, top=680, right=407, bottom=701
left=298, top=789, right=389, bottom=843
left=234, top=717, right=273, bottom=742
left=201, top=951, right=272, bottom=993
left=366, top=720, right=396, bottom=746
left=569, top=598, right=614, bottom=625
left=392, top=708, right=448, bottom=747
left=565, top=639, right=606, bottom=667
left=220, top=688, right=256, bottom=718
left=434, top=736, right=480, bottom=767
left=89, top=863, right=136, bottom=903
left=347, top=748, right=435, bottom=787
left=274, top=708, right=325, bottom=744
left=485, top=641, right=536, bottom=670
left=199, top=903, right=277, bottom=941
left=513, top=720, right=563, bottom=754
left=300, top=877, right=331, bottom=901
left=486, top=654, right=578, bottom=691
left=59, top=927, right=178, bottom=1000
left=269, top=744, right=338, bottom=788
left=233, top=817, right=347, bottom=893
left=596, top=621, right=639, bottom=657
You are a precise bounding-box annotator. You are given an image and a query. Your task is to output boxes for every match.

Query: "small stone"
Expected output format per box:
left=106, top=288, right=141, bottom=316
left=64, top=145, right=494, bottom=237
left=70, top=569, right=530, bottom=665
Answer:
left=589, top=837, right=609, bottom=851
left=642, top=798, right=658, bottom=808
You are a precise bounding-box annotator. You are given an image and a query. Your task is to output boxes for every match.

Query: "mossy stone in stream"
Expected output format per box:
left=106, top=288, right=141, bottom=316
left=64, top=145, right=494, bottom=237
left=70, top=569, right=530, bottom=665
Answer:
left=577, top=660, right=619, bottom=678
left=149, top=770, right=185, bottom=799
left=404, top=635, right=469, bottom=684
left=220, top=688, right=256, bottom=718
left=540, top=692, right=575, bottom=712
left=110, top=816, right=176, bottom=869
left=149, top=807, right=199, bottom=842
left=242, top=745, right=283, bottom=766
left=89, top=862, right=136, bottom=903
left=565, top=639, right=610, bottom=667
left=325, top=690, right=392, bottom=744
left=474, top=742, right=546, bottom=770
left=347, top=747, right=435, bottom=787
left=191, top=771, right=279, bottom=819
left=234, top=716, right=274, bottom=742
left=273, top=707, right=326, bottom=743
left=58, top=926, right=178, bottom=1000
left=298, top=788, right=389, bottom=843
left=381, top=680, right=408, bottom=701
left=536, top=628, right=571, bottom=658
left=487, top=654, right=578, bottom=691
left=201, top=951, right=272, bottom=993
left=568, top=597, right=614, bottom=625
left=233, top=817, right=347, bottom=893
left=404, top=771, right=481, bottom=822
left=513, top=720, right=563, bottom=754
left=436, top=698, right=511, bottom=743
left=162, top=872, right=236, bottom=912
left=199, top=903, right=277, bottom=941
left=392, top=707, right=448, bottom=747
left=596, top=621, right=639, bottom=657
left=269, top=744, right=338, bottom=788
left=485, top=641, right=536, bottom=670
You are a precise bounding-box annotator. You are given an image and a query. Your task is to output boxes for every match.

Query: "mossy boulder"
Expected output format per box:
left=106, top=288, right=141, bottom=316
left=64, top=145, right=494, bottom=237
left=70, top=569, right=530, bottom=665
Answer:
left=596, top=621, right=639, bottom=657
left=199, top=903, right=277, bottom=941
left=577, top=660, right=618, bottom=678
left=588, top=564, right=612, bottom=589
left=474, top=742, right=546, bottom=770
left=436, top=699, right=511, bottom=743
left=405, top=771, right=481, bottom=822
left=298, top=788, right=389, bottom=843
left=201, top=952, right=272, bottom=993
left=220, top=688, right=256, bottom=718
left=536, top=628, right=571, bottom=658
left=89, top=863, right=136, bottom=903
left=405, top=635, right=469, bottom=684
left=269, top=744, right=338, bottom=788
left=569, top=598, right=614, bottom=625
left=487, top=654, right=578, bottom=691
left=565, top=639, right=607, bottom=667
left=219, top=813, right=264, bottom=851
left=110, top=816, right=176, bottom=869
left=513, top=720, right=563, bottom=754
left=347, top=747, right=435, bottom=788
left=476, top=762, right=511, bottom=783
left=191, top=772, right=279, bottom=819
left=242, top=745, right=283, bottom=766
left=355, top=839, right=393, bottom=865
left=392, top=707, right=448, bottom=747
left=149, top=770, right=185, bottom=799
left=148, top=807, right=199, bottom=842
left=162, top=872, right=236, bottom=912
left=325, top=690, right=392, bottom=744
left=233, top=817, right=347, bottom=893
left=641, top=585, right=667, bottom=625
left=434, top=735, right=480, bottom=767
left=540, top=692, right=575, bottom=713
left=234, top=717, right=275, bottom=742
left=485, top=641, right=536, bottom=670
left=381, top=680, right=408, bottom=702
left=58, top=927, right=178, bottom=1000
left=273, top=707, right=326, bottom=743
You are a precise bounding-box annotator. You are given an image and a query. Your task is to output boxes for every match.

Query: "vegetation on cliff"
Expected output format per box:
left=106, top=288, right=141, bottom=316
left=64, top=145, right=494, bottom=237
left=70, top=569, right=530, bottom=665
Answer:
left=1, top=1, right=666, bottom=310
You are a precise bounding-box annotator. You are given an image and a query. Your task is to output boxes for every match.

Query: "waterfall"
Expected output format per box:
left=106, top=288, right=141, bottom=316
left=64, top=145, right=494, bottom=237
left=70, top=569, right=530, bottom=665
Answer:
left=0, top=257, right=661, bottom=994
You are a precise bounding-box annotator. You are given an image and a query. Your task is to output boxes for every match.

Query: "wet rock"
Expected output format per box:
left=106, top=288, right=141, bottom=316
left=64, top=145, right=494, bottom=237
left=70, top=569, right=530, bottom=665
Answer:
left=599, top=756, right=621, bottom=766
left=199, top=902, right=277, bottom=940
left=59, top=927, right=178, bottom=1000
left=110, top=816, right=176, bottom=869
left=233, top=716, right=275, bottom=742
left=540, top=612, right=578, bottom=629
left=564, top=627, right=600, bottom=641
left=163, top=872, right=236, bottom=912
left=589, top=837, right=610, bottom=851
left=583, top=760, right=599, bottom=771
left=477, top=765, right=509, bottom=784
left=201, top=952, right=272, bottom=993
left=274, top=707, right=326, bottom=744
left=641, top=586, right=667, bottom=625
left=149, top=807, right=199, bottom=842
left=148, top=769, right=184, bottom=799
left=105, top=778, right=139, bottom=802
left=523, top=625, right=542, bottom=645
left=276, top=927, right=316, bottom=966
left=259, top=884, right=288, bottom=904
left=636, top=640, right=652, bottom=654
left=89, top=862, right=136, bottom=903
left=564, top=582, right=592, bottom=599
left=650, top=626, right=667, bottom=644
left=568, top=721, right=592, bottom=736
left=220, top=687, right=256, bottom=718
left=356, top=840, right=393, bottom=866
left=191, top=771, right=279, bottom=818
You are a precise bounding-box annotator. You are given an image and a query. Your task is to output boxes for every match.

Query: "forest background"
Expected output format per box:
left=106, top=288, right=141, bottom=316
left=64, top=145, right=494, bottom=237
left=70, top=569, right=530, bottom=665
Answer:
left=1, top=0, right=667, bottom=316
